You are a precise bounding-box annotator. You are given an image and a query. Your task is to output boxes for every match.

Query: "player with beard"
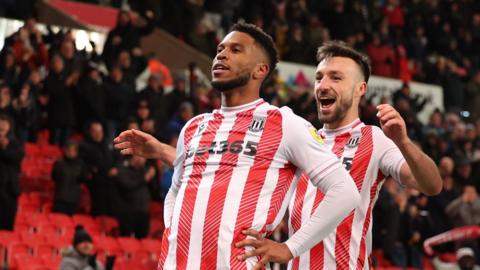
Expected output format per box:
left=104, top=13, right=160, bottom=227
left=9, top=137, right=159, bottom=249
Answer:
left=285, top=41, right=442, bottom=270
left=114, top=24, right=360, bottom=269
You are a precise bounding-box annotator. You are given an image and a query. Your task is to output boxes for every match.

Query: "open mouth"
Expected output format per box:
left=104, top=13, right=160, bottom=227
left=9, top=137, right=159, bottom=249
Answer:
left=319, top=98, right=336, bottom=109
left=212, top=63, right=229, bottom=71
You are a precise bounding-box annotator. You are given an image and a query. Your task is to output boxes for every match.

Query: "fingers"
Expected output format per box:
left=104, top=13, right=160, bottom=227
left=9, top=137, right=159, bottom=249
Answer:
left=113, top=141, right=132, bottom=150
left=378, top=110, right=399, bottom=125
left=120, top=148, right=134, bottom=155
left=242, top=229, right=263, bottom=240
left=113, top=129, right=133, bottom=143
left=235, top=238, right=262, bottom=249
left=252, top=257, right=269, bottom=270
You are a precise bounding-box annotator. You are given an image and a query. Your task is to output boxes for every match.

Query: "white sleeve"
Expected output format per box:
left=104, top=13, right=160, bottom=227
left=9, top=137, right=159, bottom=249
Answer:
left=281, top=109, right=343, bottom=181
left=280, top=109, right=360, bottom=257
left=374, top=128, right=405, bottom=184
left=284, top=166, right=359, bottom=257
left=163, top=125, right=186, bottom=229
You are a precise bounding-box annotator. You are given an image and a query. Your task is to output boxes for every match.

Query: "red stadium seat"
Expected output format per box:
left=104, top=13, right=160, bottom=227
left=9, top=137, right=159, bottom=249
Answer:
left=141, top=238, right=162, bottom=257
left=95, top=216, right=120, bottom=236
left=6, top=242, right=30, bottom=268
left=42, top=254, right=62, bottom=269
left=15, top=254, right=45, bottom=270
left=48, top=213, right=74, bottom=227
left=33, top=243, right=55, bottom=257
left=36, top=222, right=57, bottom=235
left=25, top=142, right=41, bottom=157
left=0, top=231, right=19, bottom=268
left=149, top=219, right=164, bottom=239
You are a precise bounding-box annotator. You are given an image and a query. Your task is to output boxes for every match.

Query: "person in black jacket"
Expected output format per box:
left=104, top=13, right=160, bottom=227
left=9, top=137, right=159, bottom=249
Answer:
left=102, top=10, right=154, bottom=69
left=104, top=66, right=135, bottom=143
left=79, top=121, right=118, bottom=217
left=44, top=55, right=76, bottom=146
left=112, top=155, right=156, bottom=239
left=76, top=62, right=106, bottom=130
left=52, top=141, right=89, bottom=216
left=0, top=114, right=24, bottom=230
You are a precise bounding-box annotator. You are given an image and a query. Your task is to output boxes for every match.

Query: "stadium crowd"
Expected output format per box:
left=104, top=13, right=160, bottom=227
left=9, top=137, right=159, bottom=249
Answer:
left=1, top=0, right=480, bottom=269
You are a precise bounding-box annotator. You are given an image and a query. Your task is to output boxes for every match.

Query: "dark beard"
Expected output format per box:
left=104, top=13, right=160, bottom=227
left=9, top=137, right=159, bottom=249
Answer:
left=317, top=95, right=353, bottom=124
left=212, top=73, right=250, bottom=92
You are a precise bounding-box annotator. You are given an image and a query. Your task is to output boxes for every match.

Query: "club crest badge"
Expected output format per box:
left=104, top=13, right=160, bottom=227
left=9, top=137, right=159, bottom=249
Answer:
left=346, top=137, right=360, bottom=148
left=196, top=122, right=207, bottom=136
left=249, top=117, right=266, bottom=132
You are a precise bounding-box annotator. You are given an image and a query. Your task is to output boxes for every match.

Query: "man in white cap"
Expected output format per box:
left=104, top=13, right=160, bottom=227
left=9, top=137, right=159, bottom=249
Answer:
left=433, top=247, right=480, bottom=270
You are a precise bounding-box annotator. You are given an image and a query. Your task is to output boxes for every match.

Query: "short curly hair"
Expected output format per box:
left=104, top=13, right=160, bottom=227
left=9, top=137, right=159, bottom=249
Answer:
left=230, top=22, right=279, bottom=83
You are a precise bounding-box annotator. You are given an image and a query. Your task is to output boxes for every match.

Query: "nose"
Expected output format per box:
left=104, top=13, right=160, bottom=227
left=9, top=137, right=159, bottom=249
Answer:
left=216, top=48, right=227, bottom=61
left=314, top=78, right=330, bottom=95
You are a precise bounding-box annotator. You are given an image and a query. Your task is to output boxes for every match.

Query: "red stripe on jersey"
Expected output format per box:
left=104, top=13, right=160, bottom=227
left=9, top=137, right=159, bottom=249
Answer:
left=199, top=109, right=255, bottom=270
left=158, top=116, right=204, bottom=270
left=230, top=110, right=283, bottom=269
left=265, top=163, right=296, bottom=227
left=291, top=174, right=309, bottom=232
left=335, top=126, right=373, bottom=269
left=158, top=228, right=171, bottom=270
left=356, top=170, right=384, bottom=270
left=332, top=132, right=351, bottom=156
left=290, top=174, right=309, bottom=270
left=309, top=189, right=326, bottom=268
left=176, top=114, right=224, bottom=270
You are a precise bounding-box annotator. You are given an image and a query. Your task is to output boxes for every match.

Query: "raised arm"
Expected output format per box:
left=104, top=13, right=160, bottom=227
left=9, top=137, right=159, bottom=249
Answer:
left=377, top=104, right=442, bottom=195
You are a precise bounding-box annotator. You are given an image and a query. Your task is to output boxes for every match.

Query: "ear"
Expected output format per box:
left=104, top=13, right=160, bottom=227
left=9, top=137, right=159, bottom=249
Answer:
left=252, top=63, right=269, bottom=80
left=355, top=81, right=367, bottom=97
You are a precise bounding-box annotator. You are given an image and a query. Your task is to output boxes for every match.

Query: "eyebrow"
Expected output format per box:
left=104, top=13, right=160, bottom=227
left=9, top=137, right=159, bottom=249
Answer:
left=217, top=42, right=245, bottom=50
left=316, top=70, right=344, bottom=77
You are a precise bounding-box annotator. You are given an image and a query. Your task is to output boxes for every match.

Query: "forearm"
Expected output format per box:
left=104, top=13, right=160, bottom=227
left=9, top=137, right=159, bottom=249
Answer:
left=284, top=167, right=360, bottom=257
left=157, top=142, right=176, bottom=167
left=398, top=138, right=442, bottom=195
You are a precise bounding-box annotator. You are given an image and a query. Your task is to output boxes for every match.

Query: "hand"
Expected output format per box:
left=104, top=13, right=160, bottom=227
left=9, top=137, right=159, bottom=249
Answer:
left=108, top=167, right=118, bottom=177
left=0, top=136, right=8, bottom=149
left=235, top=229, right=293, bottom=270
left=376, top=104, right=408, bottom=145
left=112, top=36, right=122, bottom=45
left=145, top=10, right=154, bottom=19
left=114, top=129, right=162, bottom=159
left=145, top=166, right=156, bottom=182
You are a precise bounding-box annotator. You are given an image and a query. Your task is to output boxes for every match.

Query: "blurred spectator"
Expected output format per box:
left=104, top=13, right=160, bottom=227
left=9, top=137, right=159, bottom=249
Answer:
left=283, top=23, right=309, bottom=63
left=367, top=33, right=395, bottom=77
left=76, top=62, right=106, bottom=130
left=138, top=74, right=168, bottom=138
left=392, top=82, right=427, bottom=114
left=166, top=75, right=191, bottom=118
left=44, top=55, right=77, bottom=146
left=0, top=114, right=24, bottom=230
left=79, top=121, right=117, bottom=216
left=465, top=70, right=480, bottom=121
left=102, top=10, right=154, bottom=69
left=104, top=66, right=135, bottom=142
left=52, top=141, right=89, bottom=216
left=116, top=50, right=147, bottom=91
left=446, top=185, right=480, bottom=228
left=12, top=82, right=39, bottom=142
left=165, top=101, right=194, bottom=142
left=112, top=155, right=155, bottom=239
left=0, top=84, right=14, bottom=117
left=60, top=225, right=105, bottom=270
left=433, top=247, right=480, bottom=270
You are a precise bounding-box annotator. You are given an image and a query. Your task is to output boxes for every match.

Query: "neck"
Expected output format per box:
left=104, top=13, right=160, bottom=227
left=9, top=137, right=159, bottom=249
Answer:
left=323, top=112, right=360, bottom=130
left=221, top=86, right=260, bottom=107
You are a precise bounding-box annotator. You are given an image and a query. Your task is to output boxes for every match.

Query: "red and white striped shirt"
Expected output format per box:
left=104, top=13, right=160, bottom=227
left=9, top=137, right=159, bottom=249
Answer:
left=288, top=119, right=405, bottom=270
left=158, top=99, right=357, bottom=270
